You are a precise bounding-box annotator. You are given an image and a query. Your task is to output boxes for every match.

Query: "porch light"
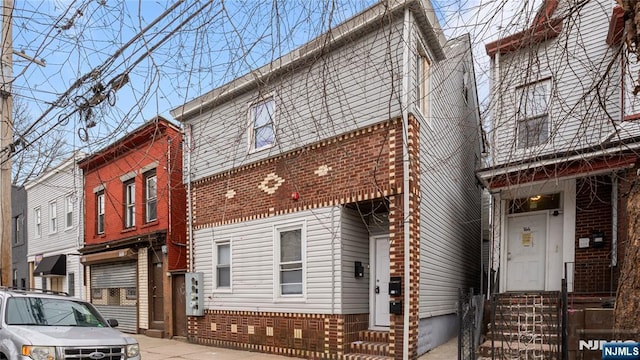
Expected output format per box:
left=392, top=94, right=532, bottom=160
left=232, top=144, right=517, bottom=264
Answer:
left=530, top=195, right=542, bottom=201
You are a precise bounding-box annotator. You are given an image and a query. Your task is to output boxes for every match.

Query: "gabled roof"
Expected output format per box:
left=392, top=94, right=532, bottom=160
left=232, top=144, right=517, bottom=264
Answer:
left=485, top=0, right=562, bottom=57
left=24, top=150, right=85, bottom=190
left=77, top=116, right=180, bottom=170
left=171, top=0, right=447, bottom=122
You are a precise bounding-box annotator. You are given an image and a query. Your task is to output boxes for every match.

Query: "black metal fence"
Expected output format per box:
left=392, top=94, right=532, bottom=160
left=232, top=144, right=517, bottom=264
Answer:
left=458, top=287, right=480, bottom=360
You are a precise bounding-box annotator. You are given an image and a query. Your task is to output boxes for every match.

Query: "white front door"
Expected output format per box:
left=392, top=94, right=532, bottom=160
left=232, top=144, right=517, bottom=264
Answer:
left=506, top=213, right=547, bottom=291
left=372, top=236, right=390, bottom=328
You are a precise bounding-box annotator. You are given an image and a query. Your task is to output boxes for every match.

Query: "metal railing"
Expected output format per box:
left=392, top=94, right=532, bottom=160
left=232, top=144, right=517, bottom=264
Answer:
left=563, top=261, right=615, bottom=295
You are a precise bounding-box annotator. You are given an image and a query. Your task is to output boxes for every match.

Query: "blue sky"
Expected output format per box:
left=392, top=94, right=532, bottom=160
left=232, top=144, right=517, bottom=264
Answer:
left=8, top=0, right=539, bottom=181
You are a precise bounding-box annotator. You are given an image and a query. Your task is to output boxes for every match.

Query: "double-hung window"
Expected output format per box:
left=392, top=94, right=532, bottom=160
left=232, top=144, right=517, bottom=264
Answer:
left=249, top=98, right=275, bottom=152
left=97, top=191, right=105, bottom=234
left=49, top=201, right=57, bottom=233
left=214, top=240, right=231, bottom=290
left=516, top=80, right=551, bottom=149
left=415, top=46, right=431, bottom=120
left=125, top=181, right=135, bottom=228
left=34, top=207, right=41, bottom=236
left=275, top=222, right=306, bottom=297
left=145, top=171, right=157, bottom=223
left=65, top=194, right=73, bottom=229
left=14, top=215, right=22, bottom=244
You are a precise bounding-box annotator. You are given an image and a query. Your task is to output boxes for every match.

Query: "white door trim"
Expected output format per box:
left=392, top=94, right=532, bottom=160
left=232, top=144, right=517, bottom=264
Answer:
left=369, top=235, right=390, bottom=330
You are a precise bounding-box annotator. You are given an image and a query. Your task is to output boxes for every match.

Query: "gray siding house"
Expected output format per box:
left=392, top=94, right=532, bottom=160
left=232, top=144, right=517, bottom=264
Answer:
left=172, top=0, right=481, bottom=359
left=12, top=185, right=28, bottom=289
left=25, top=152, right=85, bottom=298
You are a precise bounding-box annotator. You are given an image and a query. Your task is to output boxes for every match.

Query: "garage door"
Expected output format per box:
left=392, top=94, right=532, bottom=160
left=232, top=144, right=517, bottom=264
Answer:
left=90, top=262, right=137, bottom=333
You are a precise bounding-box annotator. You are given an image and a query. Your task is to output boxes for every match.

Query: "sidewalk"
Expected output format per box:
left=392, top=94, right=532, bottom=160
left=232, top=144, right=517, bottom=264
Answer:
left=417, top=336, right=458, bottom=360
left=134, top=334, right=457, bottom=359
left=133, top=335, right=299, bottom=360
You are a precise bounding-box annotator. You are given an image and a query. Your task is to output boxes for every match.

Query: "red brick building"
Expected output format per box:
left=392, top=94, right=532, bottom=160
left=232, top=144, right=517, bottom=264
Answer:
left=78, top=117, right=187, bottom=338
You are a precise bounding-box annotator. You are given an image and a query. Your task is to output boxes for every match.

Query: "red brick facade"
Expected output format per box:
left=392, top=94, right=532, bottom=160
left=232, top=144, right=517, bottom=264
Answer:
left=574, top=175, right=626, bottom=294
left=187, top=118, right=422, bottom=359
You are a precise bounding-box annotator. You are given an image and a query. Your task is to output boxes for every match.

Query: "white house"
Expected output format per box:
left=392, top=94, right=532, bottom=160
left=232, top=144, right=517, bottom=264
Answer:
left=25, top=152, right=85, bottom=298
left=171, top=0, right=482, bottom=358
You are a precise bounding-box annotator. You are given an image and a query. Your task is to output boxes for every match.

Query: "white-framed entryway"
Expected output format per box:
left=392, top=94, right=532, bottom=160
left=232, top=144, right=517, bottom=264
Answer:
left=494, top=179, right=576, bottom=293
left=369, top=235, right=390, bottom=329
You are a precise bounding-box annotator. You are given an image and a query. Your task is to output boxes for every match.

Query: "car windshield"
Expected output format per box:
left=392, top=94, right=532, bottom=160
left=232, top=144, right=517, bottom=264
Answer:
left=5, top=297, right=108, bottom=327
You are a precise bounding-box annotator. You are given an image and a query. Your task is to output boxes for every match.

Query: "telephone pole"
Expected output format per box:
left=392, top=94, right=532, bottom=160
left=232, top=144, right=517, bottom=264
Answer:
left=0, top=0, right=13, bottom=287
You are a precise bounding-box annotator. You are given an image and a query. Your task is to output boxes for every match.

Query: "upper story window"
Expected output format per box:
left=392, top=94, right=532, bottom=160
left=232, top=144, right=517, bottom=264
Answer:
left=34, top=207, right=41, bottom=237
left=274, top=221, right=306, bottom=298
left=249, top=98, right=275, bottom=152
left=65, top=194, right=74, bottom=229
left=145, top=171, right=157, bottom=223
left=516, top=80, right=550, bottom=149
left=96, top=191, right=105, bottom=234
left=13, top=215, right=22, bottom=245
left=49, top=201, right=57, bottom=233
left=415, top=45, right=431, bottom=121
left=124, top=180, right=135, bottom=228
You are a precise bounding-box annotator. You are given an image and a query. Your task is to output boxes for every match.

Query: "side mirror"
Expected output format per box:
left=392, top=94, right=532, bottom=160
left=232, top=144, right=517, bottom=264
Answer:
left=107, top=319, right=119, bottom=328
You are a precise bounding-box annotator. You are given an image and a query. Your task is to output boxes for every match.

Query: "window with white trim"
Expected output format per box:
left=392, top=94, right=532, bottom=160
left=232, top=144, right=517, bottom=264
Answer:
left=97, top=191, right=105, bottom=234
left=34, top=207, right=41, bottom=237
left=214, top=240, right=231, bottom=290
left=249, top=98, right=275, bottom=152
left=49, top=201, right=57, bottom=233
left=415, top=45, right=431, bottom=119
left=275, top=222, right=305, bottom=297
left=516, top=80, right=551, bottom=149
left=124, top=180, right=135, bottom=228
left=145, top=171, right=157, bottom=223
left=65, top=194, right=74, bottom=229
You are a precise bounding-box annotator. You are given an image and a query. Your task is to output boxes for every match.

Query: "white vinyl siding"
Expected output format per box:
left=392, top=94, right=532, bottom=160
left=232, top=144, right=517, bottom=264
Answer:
left=192, top=207, right=340, bottom=314
left=340, top=207, right=371, bottom=314
left=26, top=155, right=83, bottom=257
left=183, top=18, right=404, bottom=182
left=489, top=0, right=622, bottom=165
left=419, top=35, right=481, bottom=317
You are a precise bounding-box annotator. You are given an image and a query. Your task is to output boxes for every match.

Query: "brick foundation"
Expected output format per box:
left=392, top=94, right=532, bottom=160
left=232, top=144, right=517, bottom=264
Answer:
left=188, top=311, right=368, bottom=359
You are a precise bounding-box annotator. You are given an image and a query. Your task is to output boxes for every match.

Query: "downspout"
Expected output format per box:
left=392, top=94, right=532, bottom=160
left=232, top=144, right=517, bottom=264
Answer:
left=611, top=173, right=618, bottom=269
left=186, top=125, right=194, bottom=272
left=331, top=205, right=336, bottom=315
left=167, top=137, right=173, bottom=253
left=401, top=8, right=411, bottom=360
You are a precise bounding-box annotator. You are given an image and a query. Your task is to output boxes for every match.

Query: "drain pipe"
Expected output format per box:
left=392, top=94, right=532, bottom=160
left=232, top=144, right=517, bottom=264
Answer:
left=186, top=124, right=195, bottom=272
left=611, top=173, right=618, bottom=269
left=401, top=8, right=411, bottom=360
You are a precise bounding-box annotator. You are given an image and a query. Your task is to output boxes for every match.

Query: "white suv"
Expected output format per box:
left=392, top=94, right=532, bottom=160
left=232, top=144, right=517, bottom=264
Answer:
left=0, top=288, right=141, bottom=360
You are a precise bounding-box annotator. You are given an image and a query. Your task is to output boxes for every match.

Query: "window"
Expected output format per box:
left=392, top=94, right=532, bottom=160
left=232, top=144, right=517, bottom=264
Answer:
left=249, top=98, right=275, bottom=152
left=126, top=288, right=137, bottom=300
left=214, top=240, right=231, bottom=290
left=13, top=215, right=22, bottom=244
left=96, top=191, right=105, bottom=234
left=49, top=201, right=57, bottom=233
left=124, top=181, right=135, bottom=228
left=416, top=47, right=431, bottom=118
left=92, top=288, right=102, bottom=300
left=65, top=194, right=74, bottom=229
left=275, top=222, right=306, bottom=297
left=145, top=171, right=157, bottom=223
left=68, top=273, right=75, bottom=297
left=12, top=269, right=16, bottom=287
left=516, top=80, right=550, bottom=149
left=34, top=207, right=41, bottom=237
